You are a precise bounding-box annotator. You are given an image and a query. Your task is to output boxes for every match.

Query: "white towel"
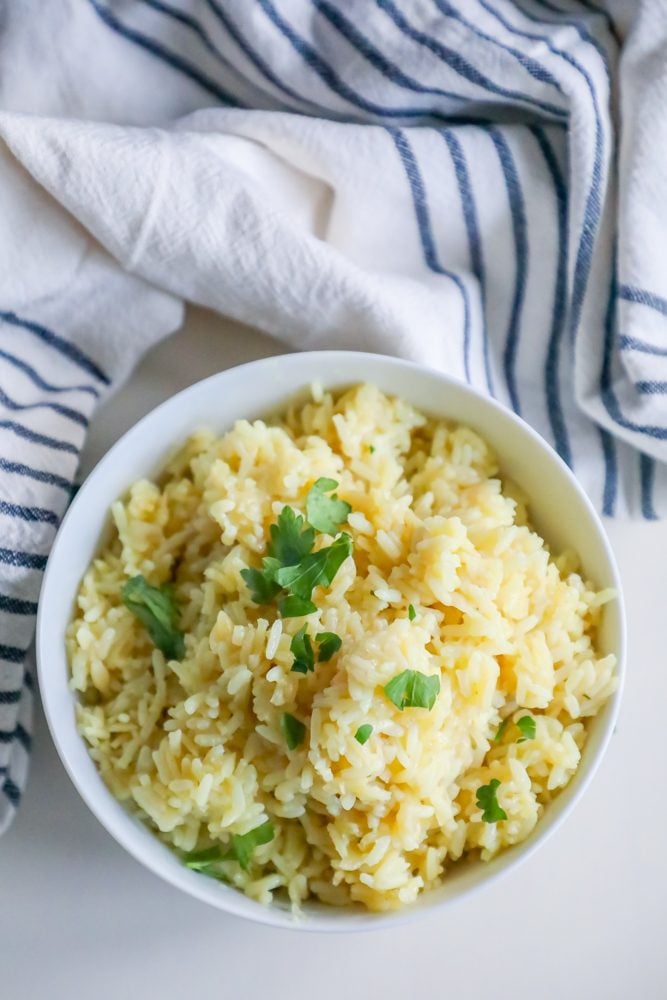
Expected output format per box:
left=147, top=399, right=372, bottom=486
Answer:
left=0, top=0, right=664, bottom=829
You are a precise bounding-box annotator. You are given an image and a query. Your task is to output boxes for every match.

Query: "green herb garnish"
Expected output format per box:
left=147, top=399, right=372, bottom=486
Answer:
left=383, top=670, right=440, bottom=711
left=516, top=715, right=536, bottom=743
left=408, top=604, right=416, bottom=621
left=290, top=625, right=315, bottom=674
left=121, top=575, right=185, bottom=660
left=494, top=718, right=510, bottom=743
left=355, top=724, right=373, bottom=745
left=268, top=506, right=315, bottom=566
left=281, top=712, right=306, bottom=750
left=368, top=445, right=375, bottom=454
left=306, top=477, right=351, bottom=535
left=476, top=779, right=507, bottom=823
left=185, top=821, right=274, bottom=875
left=274, top=533, right=352, bottom=600
left=316, top=631, right=342, bottom=662
left=241, top=507, right=315, bottom=606
left=222, top=821, right=275, bottom=870
left=277, top=594, right=317, bottom=618
left=240, top=564, right=281, bottom=605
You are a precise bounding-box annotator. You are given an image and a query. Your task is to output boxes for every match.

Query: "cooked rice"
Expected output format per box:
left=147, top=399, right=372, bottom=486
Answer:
left=67, top=383, right=617, bottom=912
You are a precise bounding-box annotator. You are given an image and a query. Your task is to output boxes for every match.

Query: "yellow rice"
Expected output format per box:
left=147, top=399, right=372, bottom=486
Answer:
left=67, top=383, right=617, bottom=912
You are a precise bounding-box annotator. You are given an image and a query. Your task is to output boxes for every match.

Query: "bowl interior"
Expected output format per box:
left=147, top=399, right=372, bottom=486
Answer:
left=37, top=352, right=625, bottom=931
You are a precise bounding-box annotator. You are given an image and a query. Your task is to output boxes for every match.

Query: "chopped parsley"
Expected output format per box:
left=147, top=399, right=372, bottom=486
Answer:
left=476, top=779, right=507, bottom=823
left=306, top=478, right=351, bottom=535
left=274, top=533, right=352, bottom=600
left=354, top=724, right=373, bottom=745
left=383, top=670, right=440, bottom=711
left=121, top=575, right=185, bottom=660
left=493, top=718, right=510, bottom=743
left=316, top=631, right=342, bottom=662
left=222, top=821, right=275, bottom=871
left=240, top=564, right=281, bottom=605
left=184, top=821, right=274, bottom=875
left=281, top=712, right=306, bottom=750
left=408, top=603, right=416, bottom=621
left=277, top=594, right=317, bottom=618
left=241, top=499, right=352, bottom=617
left=290, top=625, right=315, bottom=674
left=268, top=506, right=315, bottom=567
left=368, top=445, right=375, bottom=454
left=516, top=715, right=536, bottom=743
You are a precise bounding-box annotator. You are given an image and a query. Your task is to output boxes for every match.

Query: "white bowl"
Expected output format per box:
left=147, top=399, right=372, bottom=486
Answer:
left=37, top=351, right=625, bottom=932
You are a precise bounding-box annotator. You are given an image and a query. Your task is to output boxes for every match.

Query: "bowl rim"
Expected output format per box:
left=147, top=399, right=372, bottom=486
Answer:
left=36, top=349, right=626, bottom=932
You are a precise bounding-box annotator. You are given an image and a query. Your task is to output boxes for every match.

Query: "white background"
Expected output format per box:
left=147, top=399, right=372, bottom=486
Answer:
left=2, top=309, right=664, bottom=999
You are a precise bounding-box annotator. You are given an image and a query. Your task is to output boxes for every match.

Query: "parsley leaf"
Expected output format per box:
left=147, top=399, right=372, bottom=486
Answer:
left=516, top=715, right=536, bottom=743
left=274, top=533, right=353, bottom=600
left=277, top=594, right=317, bottom=618
left=267, top=506, right=315, bottom=566
left=368, top=445, right=375, bottom=454
left=355, top=724, right=373, bottom=745
left=476, top=779, right=507, bottom=823
left=184, top=821, right=275, bottom=875
left=290, top=625, right=315, bottom=674
left=408, top=604, right=416, bottom=621
left=493, top=718, right=510, bottom=743
left=281, top=712, right=306, bottom=750
left=383, top=670, right=440, bottom=711
left=306, top=477, right=351, bottom=535
left=121, top=575, right=185, bottom=660
left=316, top=631, right=342, bottom=662
left=240, top=565, right=281, bottom=605
left=222, top=821, right=275, bottom=871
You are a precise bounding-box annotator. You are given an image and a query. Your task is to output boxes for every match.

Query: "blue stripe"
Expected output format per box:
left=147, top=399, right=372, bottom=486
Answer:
left=203, top=0, right=332, bottom=110
left=618, top=284, right=667, bottom=317
left=529, top=124, right=571, bottom=465
left=255, top=0, right=485, bottom=122
left=0, top=593, right=38, bottom=615
left=618, top=335, right=667, bottom=358
left=314, top=0, right=500, bottom=111
left=2, top=777, right=20, bottom=806
left=0, top=385, right=87, bottom=429
left=636, top=382, right=667, bottom=395
left=639, top=453, right=658, bottom=520
left=388, top=128, right=472, bottom=383
left=88, top=0, right=243, bottom=106
left=0, top=644, right=25, bottom=664
left=0, top=690, right=21, bottom=705
left=574, top=0, right=623, bottom=47
left=488, top=128, right=528, bottom=415
left=598, top=427, right=617, bottom=517
left=440, top=129, right=493, bottom=394
left=0, top=457, right=71, bottom=492
left=0, top=311, right=109, bottom=385
left=0, top=420, right=79, bottom=455
left=0, top=548, right=48, bottom=570
left=0, top=724, right=32, bottom=751
left=601, top=269, right=667, bottom=440
left=253, top=0, right=503, bottom=124
left=140, top=0, right=310, bottom=110
left=480, top=1, right=606, bottom=355
left=433, top=0, right=567, bottom=97
left=378, top=0, right=566, bottom=119
left=0, top=500, right=59, bottom=526
left=0, top=347, right=98, bottom=398
left=528, top=0, right=613, bottom=68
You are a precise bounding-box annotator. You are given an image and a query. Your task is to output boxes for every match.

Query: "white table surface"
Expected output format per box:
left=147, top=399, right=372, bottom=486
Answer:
left=2, top=308, right=664, bottom=1000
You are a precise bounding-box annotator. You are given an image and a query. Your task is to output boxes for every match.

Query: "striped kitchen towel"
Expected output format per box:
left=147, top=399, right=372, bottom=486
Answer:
left=0, top=0, right=664, bottom=828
